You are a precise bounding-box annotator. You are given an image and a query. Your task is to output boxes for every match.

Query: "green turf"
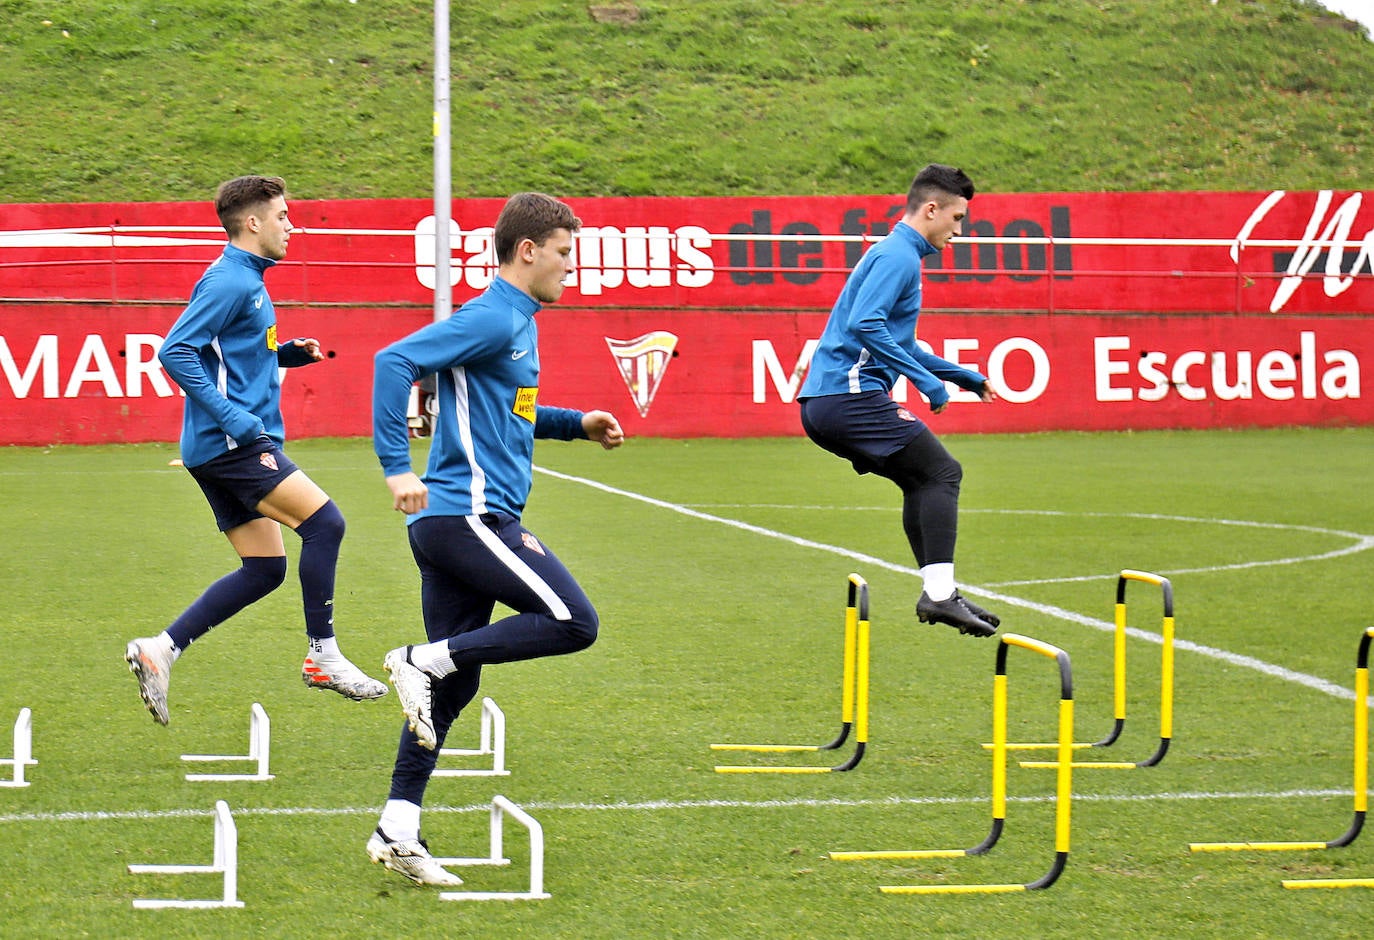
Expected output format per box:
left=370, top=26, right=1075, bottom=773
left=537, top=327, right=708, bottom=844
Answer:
left=1, top=429, right=1372, bottom=937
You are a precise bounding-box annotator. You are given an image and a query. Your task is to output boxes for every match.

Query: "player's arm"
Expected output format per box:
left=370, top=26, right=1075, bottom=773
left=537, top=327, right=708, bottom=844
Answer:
left=582, top=410, right=625, bottom=449
left=845, top=261, right=950, bottom=410
left=914, top=347, right=992, bottom=399
left=372, top=309, right=505, bottom=511
left=533, top=407, right=625, bottom=449
left=277, top=337, right=323, bottom=367
left=159, top=279, right=264, bottom=444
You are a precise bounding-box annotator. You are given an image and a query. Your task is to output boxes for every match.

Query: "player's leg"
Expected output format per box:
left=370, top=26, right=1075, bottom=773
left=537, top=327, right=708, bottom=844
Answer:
left=255, top=465, right=387, bottom=700
left=405, top=513, right=598, bottom=672
left=386, top=556, right=496, bottom=754
left=371, top=541, right=492, bottom=886
left=802, top=392, right=996, bottom=636
left=124, top=470, right=287, bottom=725
left=368, top=666, right=477, bottom=886
left=877, top=428, right=962, bottom=583
left=878, top=431, right=999, bottom=636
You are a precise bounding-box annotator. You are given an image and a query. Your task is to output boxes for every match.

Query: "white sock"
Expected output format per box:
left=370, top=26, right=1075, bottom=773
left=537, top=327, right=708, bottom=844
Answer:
left=308, top=635, right=341, bottom=658
left=156, top=631, right=183, bottom=663
left=410, top=640, right=457, bottom=678
left=920, top=563, right=956, bottom=602
left=378, top=799, right=421, bottom=842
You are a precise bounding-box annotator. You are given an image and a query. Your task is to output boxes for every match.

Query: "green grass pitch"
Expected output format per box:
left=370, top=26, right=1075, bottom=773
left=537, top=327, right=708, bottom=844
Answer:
left=1, top=428, right=1371, bottom=937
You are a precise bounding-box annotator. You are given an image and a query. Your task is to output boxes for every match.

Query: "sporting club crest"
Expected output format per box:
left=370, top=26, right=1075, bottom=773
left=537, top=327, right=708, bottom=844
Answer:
left=605, top=331, right=678, bottom=418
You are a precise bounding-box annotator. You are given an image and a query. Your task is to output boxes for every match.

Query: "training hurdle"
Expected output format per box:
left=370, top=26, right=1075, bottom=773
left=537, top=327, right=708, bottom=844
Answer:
left=1188, top=627, right=1371, bottom=889
left=181, top=702, right=273, bottom=782
left=1010, top=569, right=1174, bottom=770
left=712, top=573, right=870, bottom=774
left=128, top=800, right=245, bottom=909
left=433, top=697, right=510, bottom=777
left=0, top=707, right=36, bottom=788
left=830, top=633, right=1075, bottom=895
left=436, top=796, right=551, bottom=901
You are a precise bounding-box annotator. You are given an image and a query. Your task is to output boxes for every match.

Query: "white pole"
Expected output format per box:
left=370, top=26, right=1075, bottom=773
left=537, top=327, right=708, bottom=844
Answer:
left=433, top=0, right=452, bottom=322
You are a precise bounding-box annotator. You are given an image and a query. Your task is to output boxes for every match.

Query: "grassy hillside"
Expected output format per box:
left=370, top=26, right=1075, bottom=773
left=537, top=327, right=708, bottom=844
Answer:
left=0, top=0, right=1372, bottom=202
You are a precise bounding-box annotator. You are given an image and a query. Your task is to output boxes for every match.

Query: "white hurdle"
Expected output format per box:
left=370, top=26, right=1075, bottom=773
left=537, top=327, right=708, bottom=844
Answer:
left=0, top=707, right=36, bottom=788
left=437, top=795, right=551, bottom=901
left=433, top=696, right=509, bottom=777
left=181, top=702, right=274, bottom=781
left=129, top=800, right=245, bottom=909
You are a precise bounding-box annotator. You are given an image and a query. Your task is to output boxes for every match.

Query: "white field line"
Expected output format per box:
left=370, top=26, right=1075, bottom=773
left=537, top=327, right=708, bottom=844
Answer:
left=684, top=504, right=1374, bottom=587
left=535, top=470, right=1372, bottom=704
left=0, top=788, right=1356, bottom=826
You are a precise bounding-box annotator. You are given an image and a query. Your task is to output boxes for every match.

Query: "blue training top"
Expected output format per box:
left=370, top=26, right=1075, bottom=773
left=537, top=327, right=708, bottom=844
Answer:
left=798, top=221, right=986, bottom=408
left=372, top=276, right=587, bottom=522
left=159, top=244, right=316, bottom=468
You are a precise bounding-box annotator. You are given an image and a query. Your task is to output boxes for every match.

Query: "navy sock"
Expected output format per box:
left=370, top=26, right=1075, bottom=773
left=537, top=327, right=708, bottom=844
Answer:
left=296, top=500, right=345, bottom=640
left=166, top=555, right=288, bottom=651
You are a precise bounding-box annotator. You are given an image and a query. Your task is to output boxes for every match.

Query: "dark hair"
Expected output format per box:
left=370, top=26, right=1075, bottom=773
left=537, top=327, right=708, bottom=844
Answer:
left=494, top=192, right=582, bottom=264
left=215, top=176, right=287, bottom=237
left=906, top=164, right=975, bottom=212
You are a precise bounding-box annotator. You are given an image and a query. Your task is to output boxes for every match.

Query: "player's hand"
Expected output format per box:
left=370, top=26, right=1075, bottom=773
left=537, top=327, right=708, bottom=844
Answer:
left=930, top=400, right=949, bottom=415
left=978, top=381, right=998, bottom=403
left=583, top=410, right=625, bottom=450
left=290, top=337, right=324, bottom=361
left=385, top=471, right=428, bottom=513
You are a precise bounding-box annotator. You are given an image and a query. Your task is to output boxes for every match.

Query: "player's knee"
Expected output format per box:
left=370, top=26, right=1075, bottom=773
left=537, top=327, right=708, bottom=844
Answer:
left=297, top=499, right=346, bottom=546
left=241, top=555, right=288, bottom=597
left=561, top=605, right=599, bottom=652
left=931, top=454, right=962, bottom=487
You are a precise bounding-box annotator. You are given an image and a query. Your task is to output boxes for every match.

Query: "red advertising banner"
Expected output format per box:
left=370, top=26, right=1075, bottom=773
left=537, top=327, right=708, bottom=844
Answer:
left=4, top=190, right=1372, bottom=313
left=1, top=191, right=1370, bottom=445
left=0, top=304, right=1364, bottom=445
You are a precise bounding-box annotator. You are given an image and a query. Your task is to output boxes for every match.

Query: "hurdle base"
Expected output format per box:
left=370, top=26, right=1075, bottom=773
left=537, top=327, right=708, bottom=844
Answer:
left=439, top=890, right=551, bottom=901
left=881, top=883, right=1028, bottom=895
left=1282, top=877, right=1374, bottom=890
left=128, top=863, right=244, bottom=911
left=1020, top=759, right=1139, bottom=770
left=830, top=848, right=967, bottom=861
left=1189, top=840, right=1328, bottom=853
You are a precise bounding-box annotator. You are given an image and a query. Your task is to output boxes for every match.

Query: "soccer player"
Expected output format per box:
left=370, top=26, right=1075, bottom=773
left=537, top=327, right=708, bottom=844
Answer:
left=798, top=164, right=1002, bottom=637
left=366, top=192, right=624, bottom=886
left=124, top=175, right=387, bottom=726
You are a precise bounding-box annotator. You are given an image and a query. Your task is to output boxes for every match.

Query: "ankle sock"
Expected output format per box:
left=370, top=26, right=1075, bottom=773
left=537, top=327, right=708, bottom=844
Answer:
left=409, top=640, right=457, bottom=678
left=378, top=799, right=421, bottom=843
left=920, top=563, right=956, bottom=602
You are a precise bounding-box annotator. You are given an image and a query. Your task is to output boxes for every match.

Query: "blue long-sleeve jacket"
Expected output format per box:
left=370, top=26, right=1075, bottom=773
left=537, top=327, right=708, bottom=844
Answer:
left=159, top=244, right=316, bottom=468
left=373, top=276, right=586, bottom=521
left=798, top=222, right=986, bottom=408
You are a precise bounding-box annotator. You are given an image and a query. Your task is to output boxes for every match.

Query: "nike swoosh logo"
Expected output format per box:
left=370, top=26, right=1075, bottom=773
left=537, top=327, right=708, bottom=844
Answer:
left=254, top=295, right=264, bottom=309
left=511, top=349, right=530, bottom=360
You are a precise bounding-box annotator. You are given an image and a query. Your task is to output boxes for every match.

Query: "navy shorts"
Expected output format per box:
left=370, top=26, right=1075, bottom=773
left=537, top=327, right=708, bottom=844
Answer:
left=799, top=390, right=928, bottom=475
left=187, top=438, right=300, bottom=532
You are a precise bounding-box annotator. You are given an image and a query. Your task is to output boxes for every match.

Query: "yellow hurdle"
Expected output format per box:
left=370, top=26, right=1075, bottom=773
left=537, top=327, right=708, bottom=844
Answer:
left=1009, top=569, right=1175, bottom=771
left=712, top=573, right=870, bottom=774
left=1189, top=626, right=1371, bottom=879
left=832, top=633, right=1075, bottom=895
